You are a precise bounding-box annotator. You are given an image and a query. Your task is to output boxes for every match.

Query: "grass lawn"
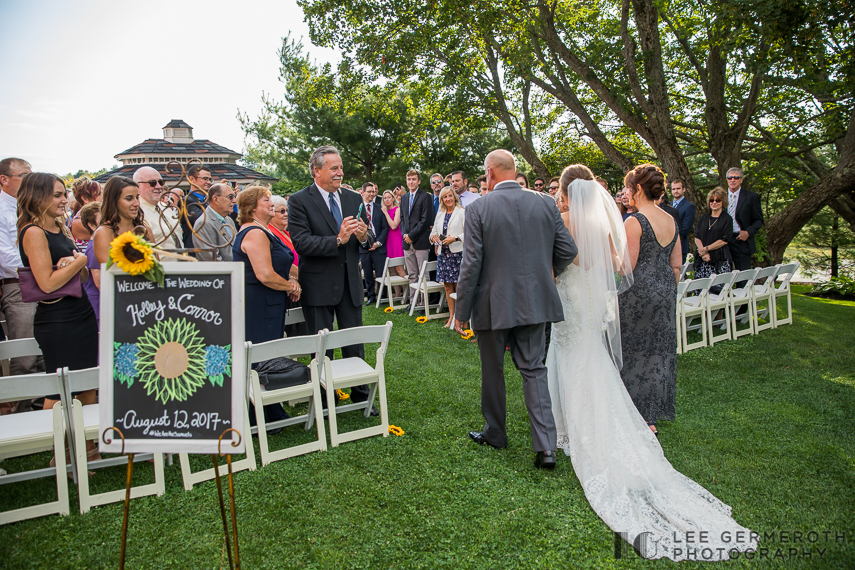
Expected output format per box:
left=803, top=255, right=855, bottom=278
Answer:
left=1, top=286, right=853, bottom=568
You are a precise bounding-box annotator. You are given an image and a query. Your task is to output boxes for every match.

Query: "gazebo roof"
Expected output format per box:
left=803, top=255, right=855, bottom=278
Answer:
left=94, top=162, right=277, bottom=184
left=115, top=138, right=239, bottom=157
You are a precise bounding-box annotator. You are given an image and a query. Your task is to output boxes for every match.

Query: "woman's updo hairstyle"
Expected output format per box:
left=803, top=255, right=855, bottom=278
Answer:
left=623, top=163, right=666, bottom=202
left=558, top=164, right=595, bottom=199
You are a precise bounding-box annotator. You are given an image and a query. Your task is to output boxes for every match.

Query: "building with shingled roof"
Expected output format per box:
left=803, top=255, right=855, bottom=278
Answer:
left=95, top=120, right=277, bottom=188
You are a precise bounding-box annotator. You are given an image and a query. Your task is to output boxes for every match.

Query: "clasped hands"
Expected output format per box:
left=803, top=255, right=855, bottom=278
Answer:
left=56, top=251, right=84, bottom=270
left=288, top=277, right=301, bottom=301
left=338, top=216, right=368, bottom=244
left=430, top=234, right=456, bottom=246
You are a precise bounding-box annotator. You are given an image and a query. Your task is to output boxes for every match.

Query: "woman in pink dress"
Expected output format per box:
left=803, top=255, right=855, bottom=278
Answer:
left=381, top=190, right=407, bottom=299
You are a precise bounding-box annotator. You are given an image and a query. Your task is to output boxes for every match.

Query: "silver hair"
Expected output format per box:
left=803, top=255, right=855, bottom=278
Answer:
left=271, top=194, right=287, bottom=207
left=309, top=146, right=340, bottom=175
left=726, top=166, right=744, bottom=177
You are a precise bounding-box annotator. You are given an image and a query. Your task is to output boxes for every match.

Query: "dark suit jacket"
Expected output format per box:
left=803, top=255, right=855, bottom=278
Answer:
left=400, top=189, right=432, bottom=250
left=659, top=203, right=682, bottom=230
left=673, top=198, right=695, bottom=256
left=455, top=181, right=577, bottom=331
left=288, top=183, right=374, bottom=307
left=359, top=200, right=389, bottom=255
left=731, top=187, right=764, bottom=254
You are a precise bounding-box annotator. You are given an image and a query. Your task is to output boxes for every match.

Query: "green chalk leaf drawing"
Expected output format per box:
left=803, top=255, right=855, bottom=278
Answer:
left=135, top=317, right=207, bottom=405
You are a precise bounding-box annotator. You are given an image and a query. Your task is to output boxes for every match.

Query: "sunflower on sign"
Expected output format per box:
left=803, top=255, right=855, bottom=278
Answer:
left=107, top=232, right=165, bottom=287
left=416, top=316, right=428, bottom=323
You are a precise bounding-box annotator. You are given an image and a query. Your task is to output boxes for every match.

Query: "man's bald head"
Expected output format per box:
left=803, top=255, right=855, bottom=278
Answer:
left=483, top=149, right=517, bottom=191
left=133, top=166, right=159, bottom=183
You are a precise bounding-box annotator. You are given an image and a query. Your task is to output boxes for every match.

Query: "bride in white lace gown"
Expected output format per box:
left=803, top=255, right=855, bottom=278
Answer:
left=546, top=175, right=757, bottom=561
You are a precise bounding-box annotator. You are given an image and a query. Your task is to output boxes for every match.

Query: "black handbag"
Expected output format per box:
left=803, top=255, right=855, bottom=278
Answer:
left=255, top=357, right=310, bottom=389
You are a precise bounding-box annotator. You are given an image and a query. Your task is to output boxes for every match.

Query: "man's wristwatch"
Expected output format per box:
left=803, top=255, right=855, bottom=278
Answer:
left=336, top=236, right=343, bottom=247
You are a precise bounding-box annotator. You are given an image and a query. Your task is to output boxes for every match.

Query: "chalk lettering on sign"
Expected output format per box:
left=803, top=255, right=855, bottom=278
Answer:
left=126, top=299, right=167, bottom=327
left=116, top=409, right=171, bottom=435
left=116, top=280, right=156, bottom=293
left=167, top=294, right=223, bottom=325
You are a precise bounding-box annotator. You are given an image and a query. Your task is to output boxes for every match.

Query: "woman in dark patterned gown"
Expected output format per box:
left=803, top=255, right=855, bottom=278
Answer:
left=618, top=164, right=682, bottom=436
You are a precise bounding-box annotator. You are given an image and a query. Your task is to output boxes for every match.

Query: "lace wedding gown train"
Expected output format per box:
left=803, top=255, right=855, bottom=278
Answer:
left=547, top=264, right=757, bottom=561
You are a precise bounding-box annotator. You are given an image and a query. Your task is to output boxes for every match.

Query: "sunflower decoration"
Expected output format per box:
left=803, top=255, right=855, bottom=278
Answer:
left=460, top=329, right=475, bottom=340
left=416, top=316, right=428, bottom=323
left=136, top=318, right=208, bottom=404
left=107, top=232, right=165, bottom=287
left=389, top=425, right=405, bottom=436
left=384, top=307, right=394, bottom=313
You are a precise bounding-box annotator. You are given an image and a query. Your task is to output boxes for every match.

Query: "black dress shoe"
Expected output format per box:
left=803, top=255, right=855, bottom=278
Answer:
left=368, top=405, right=379, bottom=417
left=364, top=299, right=376, bottom=306
left=534, top=450, right=557, bottom=469
left=468, top=431, right=505, bottom=449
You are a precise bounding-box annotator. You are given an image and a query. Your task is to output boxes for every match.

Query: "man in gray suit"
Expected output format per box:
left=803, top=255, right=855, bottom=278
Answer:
left=455, top=150, right=577, bottom=469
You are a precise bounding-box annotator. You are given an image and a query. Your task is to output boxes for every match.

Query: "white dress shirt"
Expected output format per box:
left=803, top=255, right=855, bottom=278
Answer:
left=727, top=188, right=742, bottom=233
left=0, top=191, right=22, bottom=279
left=140, top=198, right=181, bottom=258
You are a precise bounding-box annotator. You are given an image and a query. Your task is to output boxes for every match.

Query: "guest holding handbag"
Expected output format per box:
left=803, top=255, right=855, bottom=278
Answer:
left=694, top=187, right=734, bottom=291
left=18, top=173, right=100, bottom=465
left=429, top=187, right=465, bottom=329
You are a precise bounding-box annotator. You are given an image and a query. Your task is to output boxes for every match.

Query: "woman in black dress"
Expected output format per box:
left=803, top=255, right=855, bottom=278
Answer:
left=618, top=164, right=682, bottom=437
left=18, top=173, right=100, bottom=462
left=694, top=186, right=734, bottom=289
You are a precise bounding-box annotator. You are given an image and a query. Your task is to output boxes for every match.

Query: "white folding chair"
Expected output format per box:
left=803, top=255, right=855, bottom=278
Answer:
left=680, top=277, right=713, bottom=352
left=706, top=271, right=738, bottom=346
left=730, top=269, right=759, bottom=339
left=177, top=413, right=256, bottom=491
left=321, top=322, right=392, bottom=447
left=408, top=260, right=448, bottom=319
left=772, top=262, right=799, bottom=327
left=679, top=262, right=692, bottom=281
left=752, top=266, right=780, bottom=333
left=0, top=370, right=69, bottom=525
left=60, top=367, right=165, bottom=513
left=0, top=338, right=43, bottom=406
left=245, top=332, right=327, bottom=466
left=675, top=281, right=689, bottom=355
left=375, top=257, right=410, bottom=310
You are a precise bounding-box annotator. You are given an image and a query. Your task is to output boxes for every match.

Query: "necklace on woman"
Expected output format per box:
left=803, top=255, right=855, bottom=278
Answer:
left=708, top=215, right=720, bottom=230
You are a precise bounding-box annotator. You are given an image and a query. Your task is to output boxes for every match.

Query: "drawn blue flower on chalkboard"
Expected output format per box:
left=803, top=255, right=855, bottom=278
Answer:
left=114, top=342, right=140, bottom=387
left=205, top=345, right=231, bottom=387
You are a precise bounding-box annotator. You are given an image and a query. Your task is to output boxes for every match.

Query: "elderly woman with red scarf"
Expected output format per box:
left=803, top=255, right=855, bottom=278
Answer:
left=269, top=194, right=305, bottom=335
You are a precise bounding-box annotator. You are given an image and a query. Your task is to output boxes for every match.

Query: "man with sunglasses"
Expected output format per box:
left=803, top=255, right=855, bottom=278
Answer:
left=192, top=183, right=237, bottom=261
left=133, top=166, right=182, bottom=254
left=547, top=178, right=560, bottom=197
left=724, top=167, right=763, bottom=270
left=671, top=179, right=695, bottom=263
left=430, top=172, right=444, bottom=215
left=533, top=177, right=545, bottom=192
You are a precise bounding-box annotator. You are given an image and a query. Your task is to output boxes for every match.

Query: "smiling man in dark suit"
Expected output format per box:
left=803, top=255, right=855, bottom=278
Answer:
left=724, top=167, right=764, bottom=270
left=400, top=169, right=432, bottom=288
left=359, top=181, right=389, bottom=305
left=671, top=179, right=695, bottom=264
left=288, top=146, right=376, bottom=410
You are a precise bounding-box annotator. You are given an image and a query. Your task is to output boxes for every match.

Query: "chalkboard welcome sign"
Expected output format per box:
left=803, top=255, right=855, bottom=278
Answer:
left=99, top=263, right=245, bottom=454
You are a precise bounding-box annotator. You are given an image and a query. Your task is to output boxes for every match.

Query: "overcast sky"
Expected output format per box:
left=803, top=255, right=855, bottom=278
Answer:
left=0, top=0, right=340, bottom=175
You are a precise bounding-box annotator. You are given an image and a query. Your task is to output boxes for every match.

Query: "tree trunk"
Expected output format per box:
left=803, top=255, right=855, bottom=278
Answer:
left=766, top=108, right=855, bottom=263
left=831, top=213, right=839, bottom=277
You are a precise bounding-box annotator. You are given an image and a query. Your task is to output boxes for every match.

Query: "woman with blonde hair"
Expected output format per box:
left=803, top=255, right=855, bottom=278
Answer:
left=380, top=189, right=406, bottom=299
left=429, top=186, right=465, bottom=328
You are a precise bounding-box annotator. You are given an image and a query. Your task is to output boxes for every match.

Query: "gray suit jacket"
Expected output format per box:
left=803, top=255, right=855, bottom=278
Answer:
left=192, top=205, right=237, bottom=261
left=455, top=180, right=577, bottom=330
